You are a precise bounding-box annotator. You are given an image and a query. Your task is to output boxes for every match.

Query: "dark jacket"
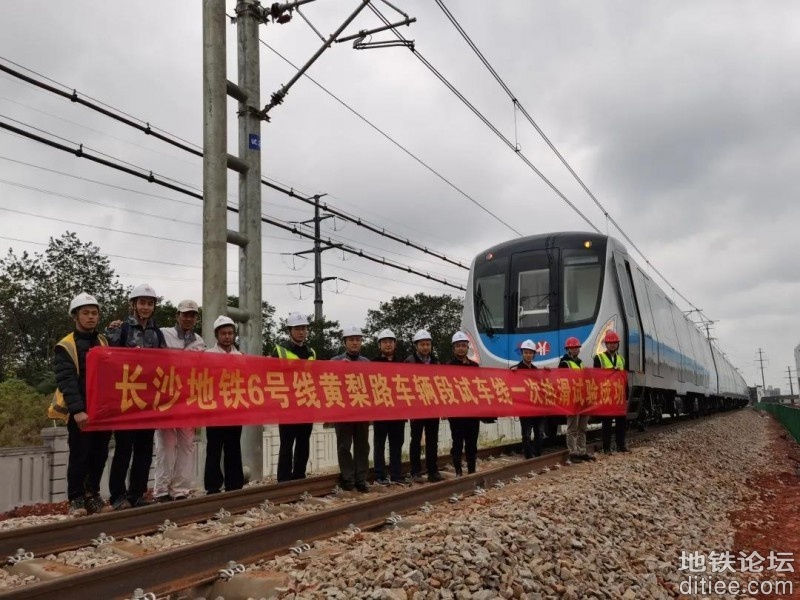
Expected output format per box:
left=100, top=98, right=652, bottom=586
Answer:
left=107, top=315, right=165, bottom=349
left=331, top=352, right=369, bottom=362
left=448, top=357, right=478, bottom=367
left=558, top=353, right=583, bottom=369
left=404, top=353, right=439, bottom=365
left=512, top=360, right=537, bottom=370
left=53, top=329, right=104, bottom=414
left=372, top=355, right=399, bottom=362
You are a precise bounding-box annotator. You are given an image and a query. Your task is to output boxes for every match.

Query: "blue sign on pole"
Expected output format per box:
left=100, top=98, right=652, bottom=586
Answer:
left=248, top=134, right=261, bottom=151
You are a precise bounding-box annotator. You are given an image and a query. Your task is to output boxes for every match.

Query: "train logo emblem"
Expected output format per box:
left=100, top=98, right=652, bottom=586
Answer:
left=535, top=341, right=550, bottom=356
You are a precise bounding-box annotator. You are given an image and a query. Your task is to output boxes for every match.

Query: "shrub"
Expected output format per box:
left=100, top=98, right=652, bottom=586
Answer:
left=0, top=379, right=57, bottom=447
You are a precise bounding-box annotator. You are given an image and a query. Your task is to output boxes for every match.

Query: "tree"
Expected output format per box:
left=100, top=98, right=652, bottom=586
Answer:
left=0, top=232, right=128, bottom=387
left=365, top=293, right=464, bottom=362
left=0, top=379, right=52, bottom=446
left=151, top=300, right=179, bottom=329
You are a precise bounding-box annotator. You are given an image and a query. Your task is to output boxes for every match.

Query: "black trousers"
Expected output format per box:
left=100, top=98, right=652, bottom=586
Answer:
left=277, top=423, right=313, bottom=482
left=109, top=429, right=154, bottom=503
left=373, top=420, right=405, bottom=481
left=449, top=417, right=480, bottom=474
left=520, top=416, right=544, bottom=458
left=334, top=422, right=370, bottom=488
left=66, top=417, right=111, bottom=500
left=602, top=416, right=627, bottom=451
left=409, top=418, right=440, bottom=476
left=204, top=426, right=244, bottom=493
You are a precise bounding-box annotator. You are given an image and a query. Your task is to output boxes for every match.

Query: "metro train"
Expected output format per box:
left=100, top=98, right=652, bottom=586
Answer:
left=461, top=232, right=749, bottom=427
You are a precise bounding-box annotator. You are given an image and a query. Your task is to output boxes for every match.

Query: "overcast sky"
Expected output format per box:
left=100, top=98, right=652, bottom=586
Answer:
left=1, top=1, right=798, bottom=390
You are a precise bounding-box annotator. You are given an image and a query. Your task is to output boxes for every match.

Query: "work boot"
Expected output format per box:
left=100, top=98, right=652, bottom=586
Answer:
left=68, top=497, right=87, bottom=517
left=427, top=472, right=445, bottom=483
left=112, top=497, right=132, bottom=511
left=85, top=494, right=111, bottom=515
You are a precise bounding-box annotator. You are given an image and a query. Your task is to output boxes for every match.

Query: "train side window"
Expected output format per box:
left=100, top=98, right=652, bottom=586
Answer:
left=517, top=269, right=550, bottom=328
left=563, top=251, right=602, bottom=324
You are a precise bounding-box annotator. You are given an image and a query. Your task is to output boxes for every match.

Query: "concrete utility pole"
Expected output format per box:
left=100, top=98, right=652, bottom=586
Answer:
left=202, top=0, right=228, bottom=343
left=757, top=348, right=767, bottom=391
left=202, top=0, right=264, bottom=480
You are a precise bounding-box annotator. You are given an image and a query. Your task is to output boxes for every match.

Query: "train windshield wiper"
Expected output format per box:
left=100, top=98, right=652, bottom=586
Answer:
left=475, top=289, right=496, bottom=338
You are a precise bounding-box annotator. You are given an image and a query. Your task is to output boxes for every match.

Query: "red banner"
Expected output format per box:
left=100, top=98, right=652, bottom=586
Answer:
left=85, top=348, right=627, bottom=431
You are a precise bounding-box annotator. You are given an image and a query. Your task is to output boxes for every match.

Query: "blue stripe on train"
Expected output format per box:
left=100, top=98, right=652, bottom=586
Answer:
left=479, top=324, right=595, bottom=362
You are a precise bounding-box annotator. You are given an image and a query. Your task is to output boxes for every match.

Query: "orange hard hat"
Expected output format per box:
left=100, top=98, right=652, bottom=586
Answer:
left=565, top=336, right=581, bottom=349
left=604, top=331, right=620, bottom=344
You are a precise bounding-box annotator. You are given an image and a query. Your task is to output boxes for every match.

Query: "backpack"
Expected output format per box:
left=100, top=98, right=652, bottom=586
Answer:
left=48, top=333, right=108, bottom=422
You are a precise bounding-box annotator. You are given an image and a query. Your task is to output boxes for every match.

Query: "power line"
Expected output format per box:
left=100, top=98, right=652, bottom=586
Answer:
left=0, top=233, right=308, bottom=278
left=432, top=0, right=705, bottom=317
left=258, top=39, right=520, bottom=241
left=0, top=57, right=471, bottom=271
left=369, top=3, right=600, bottom=235
left=0, top=57, right=204, bottom=157
left=0, top=117, right=465, bottom=291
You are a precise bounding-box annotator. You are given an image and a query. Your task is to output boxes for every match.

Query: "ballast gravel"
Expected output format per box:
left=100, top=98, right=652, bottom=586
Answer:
left=251, top=410, right=774, bottom=599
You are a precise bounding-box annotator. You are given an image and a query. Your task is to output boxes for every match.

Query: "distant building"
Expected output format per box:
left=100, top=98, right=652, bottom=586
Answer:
left=765, top=386, right=782, bottom=397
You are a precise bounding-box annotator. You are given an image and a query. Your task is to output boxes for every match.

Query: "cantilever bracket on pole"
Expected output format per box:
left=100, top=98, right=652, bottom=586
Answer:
left=336, top=15, right=416, bottom=46
left=352, top=37, right=414, bottom=50
left=260, top=0, right=372, bottom=119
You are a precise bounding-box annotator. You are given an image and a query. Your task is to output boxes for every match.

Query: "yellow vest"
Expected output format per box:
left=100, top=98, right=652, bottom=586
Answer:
left=597, top=352, right=625, bottom=370
left=275, top=345, right=316, bottom=360
left=563, top=358, right=582, bottom=370
left=49, top=332, right=108, bottom=421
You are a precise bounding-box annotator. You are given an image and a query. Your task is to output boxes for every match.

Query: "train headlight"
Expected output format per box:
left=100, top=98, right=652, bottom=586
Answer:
left=583, top=240, right=592, bottom=248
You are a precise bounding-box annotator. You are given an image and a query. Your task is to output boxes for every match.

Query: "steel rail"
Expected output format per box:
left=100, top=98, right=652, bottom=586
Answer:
left=0, top=442, right=521, bottom=558
left=1, top=413, right=732, bottom=600
left=0, top=449, right=572, bottom=600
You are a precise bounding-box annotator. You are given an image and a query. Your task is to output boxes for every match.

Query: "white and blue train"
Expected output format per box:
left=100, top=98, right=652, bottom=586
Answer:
left=461, top=232, right=749, bottom=425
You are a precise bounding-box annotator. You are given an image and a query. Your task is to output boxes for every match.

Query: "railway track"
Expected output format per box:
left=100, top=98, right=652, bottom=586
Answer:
left=1, top=414, right=725, bottom=599
left=0, top=441, right=524, bottom=559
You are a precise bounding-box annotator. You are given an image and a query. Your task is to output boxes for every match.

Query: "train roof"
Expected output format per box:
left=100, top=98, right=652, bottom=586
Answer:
left=475, top=231, right=615, bottom=261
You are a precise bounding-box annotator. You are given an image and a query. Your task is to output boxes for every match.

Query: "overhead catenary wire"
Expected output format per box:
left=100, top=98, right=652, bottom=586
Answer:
left=0, top=233, right=308, bottom=278
left=0, top=117, right=466, bottom=291
left=259, top=40, right=519, bottom=243
left=0, top=56, right=475, bottom=269
left=368, top=3, right=600, bottom=235
left=432, top=0, right=704, bottom=315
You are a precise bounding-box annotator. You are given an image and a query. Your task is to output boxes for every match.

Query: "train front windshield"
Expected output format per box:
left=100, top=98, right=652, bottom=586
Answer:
left=471, top=238, right=605, bottom=362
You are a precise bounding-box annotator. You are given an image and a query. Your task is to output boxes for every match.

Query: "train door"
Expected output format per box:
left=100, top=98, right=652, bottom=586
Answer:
left=612, top=253, right=643, bottom=373
left=510, top=248, right=559, bottom=339
left=632, top=268, right=660, bottom=376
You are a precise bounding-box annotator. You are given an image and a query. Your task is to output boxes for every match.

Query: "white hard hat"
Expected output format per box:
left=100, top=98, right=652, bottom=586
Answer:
left=213, top=315, right=235, bottom=331
left=520, top=339, right=537, bottom=351
left=413, top=329, right=432, bottom=343
left=287, top=312, right=309, bottom=327
left=177, top=299, right=199, bottom=313
left=342, top=325, right=363, bottom=339
left=69, top=292, right=100, bottom=316
left=130, top=283, right=157, bottom=300
left=451, top=331, right=469, bottom=344
left=377, top=328, right=396, bottom=341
